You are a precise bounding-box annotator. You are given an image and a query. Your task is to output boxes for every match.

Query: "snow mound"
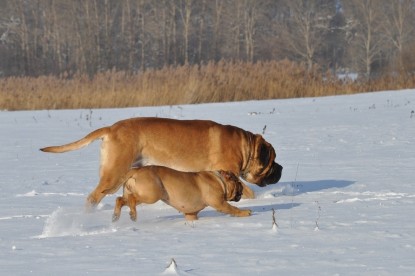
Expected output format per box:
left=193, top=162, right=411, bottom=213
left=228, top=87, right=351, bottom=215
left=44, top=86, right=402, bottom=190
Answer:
left=162, top=258, right=191, bottom=275
left=37, top=207, right=117, bottom=238
left=162, top=259, right=179, bottom=275
left=16, top=190, right=39, bottom=197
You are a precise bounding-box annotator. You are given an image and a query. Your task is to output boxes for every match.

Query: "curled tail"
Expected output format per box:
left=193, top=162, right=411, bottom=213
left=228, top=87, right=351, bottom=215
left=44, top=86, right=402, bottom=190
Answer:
left=40, top=127, right=110, bottom=153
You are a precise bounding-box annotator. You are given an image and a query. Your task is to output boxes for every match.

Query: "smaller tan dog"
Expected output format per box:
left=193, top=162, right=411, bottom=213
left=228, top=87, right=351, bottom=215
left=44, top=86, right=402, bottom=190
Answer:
left=112, top=166, right=252, bottom=222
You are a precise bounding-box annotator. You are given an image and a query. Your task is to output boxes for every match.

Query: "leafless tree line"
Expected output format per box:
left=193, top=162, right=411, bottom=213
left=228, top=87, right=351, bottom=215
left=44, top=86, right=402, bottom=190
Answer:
left=1, top=0, right=414, bottom=78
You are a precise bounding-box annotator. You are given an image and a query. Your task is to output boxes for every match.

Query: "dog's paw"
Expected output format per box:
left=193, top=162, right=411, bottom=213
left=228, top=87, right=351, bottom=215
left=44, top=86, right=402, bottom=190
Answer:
left=112, top=213, right=120, bottom=222
left=129, top=211, right=137, bottom=222
left=236, top=209, right=252, bottom=217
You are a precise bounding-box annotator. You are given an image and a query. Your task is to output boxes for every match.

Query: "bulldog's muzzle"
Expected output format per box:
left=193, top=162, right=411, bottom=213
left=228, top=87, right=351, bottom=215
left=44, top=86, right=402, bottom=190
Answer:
left=259, top=162, right=283, bottom=187
left=232, top=189, right=243, bottom=202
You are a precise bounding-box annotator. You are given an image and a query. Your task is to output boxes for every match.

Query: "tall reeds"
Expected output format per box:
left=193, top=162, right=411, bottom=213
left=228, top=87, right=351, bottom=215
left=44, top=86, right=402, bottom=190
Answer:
left=1, top=60, right=414, bottom=111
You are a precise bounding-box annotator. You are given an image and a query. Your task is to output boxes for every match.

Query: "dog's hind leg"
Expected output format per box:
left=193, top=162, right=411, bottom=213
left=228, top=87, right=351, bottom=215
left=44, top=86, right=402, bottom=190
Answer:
left=127, top=195, right=138, bottom=221
left=86, top=172, right=126, bottom=210
left=112, top=196, right=127, bottom=222
left=86, top=143, right=135, bottom=209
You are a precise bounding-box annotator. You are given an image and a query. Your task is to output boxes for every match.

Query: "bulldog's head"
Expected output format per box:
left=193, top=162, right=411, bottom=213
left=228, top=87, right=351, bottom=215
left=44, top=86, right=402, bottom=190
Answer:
left=219, top=170, right=244, bottom=202
left=243, top=135, right=283, bottom=187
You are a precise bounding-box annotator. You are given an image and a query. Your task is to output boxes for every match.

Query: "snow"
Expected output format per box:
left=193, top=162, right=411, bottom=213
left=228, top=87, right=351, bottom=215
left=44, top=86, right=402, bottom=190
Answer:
left=1, top=90, right=415, bottom=275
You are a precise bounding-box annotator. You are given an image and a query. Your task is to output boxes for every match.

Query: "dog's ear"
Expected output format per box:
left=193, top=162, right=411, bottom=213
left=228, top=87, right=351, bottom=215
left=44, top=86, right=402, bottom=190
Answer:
left=220, top=170, right=231, bottom=180
left=253, top=135, right=270, bottom=166
left=220, top=170, right=239, bottom=182
left=220, top=171, right=243, bottom=202
left=259, top=142, right=270, bottom=166
left=228, top=178, right=243, bottom=202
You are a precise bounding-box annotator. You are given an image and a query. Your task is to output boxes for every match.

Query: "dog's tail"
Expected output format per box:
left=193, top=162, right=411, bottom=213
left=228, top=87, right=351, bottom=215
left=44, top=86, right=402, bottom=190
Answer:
left=40, top=127, right=110, bottom=153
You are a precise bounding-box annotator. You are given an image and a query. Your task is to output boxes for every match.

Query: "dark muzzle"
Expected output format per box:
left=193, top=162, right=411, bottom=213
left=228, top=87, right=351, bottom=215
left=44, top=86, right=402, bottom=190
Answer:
left=260, top=162, right=283, bottom=186
left=232, top=188, right=243, bottom=202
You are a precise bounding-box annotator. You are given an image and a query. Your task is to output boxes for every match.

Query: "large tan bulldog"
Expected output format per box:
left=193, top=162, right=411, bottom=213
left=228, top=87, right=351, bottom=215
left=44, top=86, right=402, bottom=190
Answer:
left=41, top=117, right=283, bottom=207
left=112, top=166, right=251, bottom=222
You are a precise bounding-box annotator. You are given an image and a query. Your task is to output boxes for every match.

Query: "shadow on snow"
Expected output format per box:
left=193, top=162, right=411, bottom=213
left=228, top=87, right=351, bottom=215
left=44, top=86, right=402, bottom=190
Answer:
left=254, top=179, right=355, bottom=197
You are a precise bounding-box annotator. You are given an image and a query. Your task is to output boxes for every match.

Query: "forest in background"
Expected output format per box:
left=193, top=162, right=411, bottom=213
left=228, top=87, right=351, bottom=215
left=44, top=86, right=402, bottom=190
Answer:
left=1, top=0, right=415, bottom=110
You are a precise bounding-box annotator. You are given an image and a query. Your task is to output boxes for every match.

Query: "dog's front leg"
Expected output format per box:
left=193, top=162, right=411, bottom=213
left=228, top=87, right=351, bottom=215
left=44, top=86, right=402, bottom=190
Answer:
left=184, top=212, right=200, bottom=221
left=240, top=183, right=255, bottom=199
left=211, top=201, right=252, bottom=217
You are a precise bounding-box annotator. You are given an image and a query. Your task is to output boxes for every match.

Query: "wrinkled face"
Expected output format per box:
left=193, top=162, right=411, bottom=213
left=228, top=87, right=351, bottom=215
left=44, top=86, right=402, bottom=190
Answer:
left=243, top=135, right=283, bottom=187
left=219, top=170, right=244, bottom=202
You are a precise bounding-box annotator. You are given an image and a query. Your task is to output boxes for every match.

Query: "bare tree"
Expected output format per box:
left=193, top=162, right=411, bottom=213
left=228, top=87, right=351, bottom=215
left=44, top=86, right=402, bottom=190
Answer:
left=13, top=0, right=31, bottom=74
left=232, top=0, right=243, bottom=60
left=196, top=0, right=206, bottom=63
left=161, top=1, right=178, bottom=66
left=343, top=0, right=386, bottom=77
left=123, top=0, right=135, bottom=71
left=178, top=0, right=193, bottom=64
left=211, top=0, right=225, bottom=61
left=381, top=0, right=415, bottom=72
left=138, top=0, right=146, bottom=71
left=228, top=0, right=262, bottom=62
left=243, top=0, right=257, bottom=62
left=278, top=0, right=334, bottom=71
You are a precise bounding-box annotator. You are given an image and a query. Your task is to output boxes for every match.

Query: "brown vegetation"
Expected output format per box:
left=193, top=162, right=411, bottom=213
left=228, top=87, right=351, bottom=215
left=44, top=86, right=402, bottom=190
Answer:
left=1, top=60, right=414, bottom=111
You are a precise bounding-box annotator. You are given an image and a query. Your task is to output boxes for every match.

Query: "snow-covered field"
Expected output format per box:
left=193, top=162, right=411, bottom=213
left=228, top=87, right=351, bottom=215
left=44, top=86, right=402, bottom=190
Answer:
left=1, top=90, right=414, bottom=275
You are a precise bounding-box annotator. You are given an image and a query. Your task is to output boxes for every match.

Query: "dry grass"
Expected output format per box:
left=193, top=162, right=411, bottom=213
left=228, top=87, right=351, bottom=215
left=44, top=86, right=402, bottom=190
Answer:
left=1, top=60, right=414, bottom=111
